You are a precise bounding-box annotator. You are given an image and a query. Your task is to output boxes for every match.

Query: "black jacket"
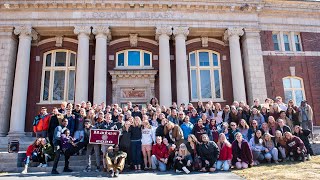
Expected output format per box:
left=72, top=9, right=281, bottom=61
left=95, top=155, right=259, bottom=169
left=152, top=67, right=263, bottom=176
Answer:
left=198, top=141, right=220, bottom=163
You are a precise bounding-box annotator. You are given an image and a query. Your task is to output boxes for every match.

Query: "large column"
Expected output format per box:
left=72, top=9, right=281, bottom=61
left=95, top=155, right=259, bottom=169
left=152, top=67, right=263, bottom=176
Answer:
left=224, top=27, right=246, bottom=103
left=173, top=27, right=189, bottom=106
left=241, top=28, right=268, bottom=105
left=74, top=26, right=91, bottom=104
left=92, top=26, right=111, bottom=104
left=156, top=26, right=173, bottom=107
left=8, top=26, right=37, bottom=137
left=0, top=27, right=18, bottom=136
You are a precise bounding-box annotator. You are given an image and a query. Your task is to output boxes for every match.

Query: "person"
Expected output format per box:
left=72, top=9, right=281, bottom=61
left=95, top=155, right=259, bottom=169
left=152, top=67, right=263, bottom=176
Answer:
left=198, top=134, right=219, bottom=172
left=174, top=143, right=192, bottom=174
left=276, top=119, right=291, bottom=134
left=279, top=110, right=293, bottom=130
left=196, top=101, right=205, bottom=115
left=286, top=107, right=299, bottom=126
left=186, top=134, right=201, bottom=171
left=263, top=133, right=279, bottom=164
left=228, top=122, right=240, bottom=143
left=192, top=119, right=209, bottom=142
left=64, top=108, right=76, bottom=137
left=248, top=120, right=259, bottom=140
left=177, top=111, right=186, bottom=126
left=267, top=116, right=278, bottom=136
left=249, top=108, right=265, bottom=128
left=167, top=109, right=178, bottom=125
left=48, top=107, right=63, bottom=147
left=216, top=133, right=232, bottom=171
left=222, top=105, right=231, bottom=123
left=208, top=118, right=219, bottom=143
left=33, top=107, right=51, bottom=138
left=249, top=130, right=265, bottom=165
left=40, top=138, right=54, bottom=168
left=58, top=101, right=67, bottom=114
left=284, top=132, right=307, bottom=162
left=180, top=116, right=194, bottom=140
left=74, top=108, right=86, bottom=143
left=298, top=100, right=314, bottom=140
left=164, top=121, right=184, bottom=147
left=274, top=130, right=287, bottom=161
left=141, top=119, right=155, bottom=170
left=130, top=116, right=142, bottom=171
left=293, top=125, right=314, bottom=160
left=21, top=138, right=44, bottom=174
left=105, top=145, right=127, bottom=177
left=83, top=119, right=101, bottom=172
left=190, top=108, right=200, bottom=125
left=239, top=119, right=250, bottom=141
left=132, top=105, right=142, bottom=119
left=232, top=132, right=253, bottom=169
left=119, top=121, right=132, bottom=169
left=150, top=97, right=159, bottom=107
left=151, top=136, right=169, bottom=172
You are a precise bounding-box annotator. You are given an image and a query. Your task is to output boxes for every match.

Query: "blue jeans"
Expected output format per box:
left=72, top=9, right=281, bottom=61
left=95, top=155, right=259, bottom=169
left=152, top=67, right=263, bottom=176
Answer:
left=131, top=140, right=142, bottom=165
left=216, top=160, right=230, bottom=171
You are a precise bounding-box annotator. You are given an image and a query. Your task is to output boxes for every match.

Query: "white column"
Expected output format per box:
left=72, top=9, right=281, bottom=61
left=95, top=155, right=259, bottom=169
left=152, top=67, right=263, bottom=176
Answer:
left=156, top=26, right=173, bottom=107
left=173, top=27, right=189, bottom=106
left=92, top=26, right=111, bottom=104
left=8, top=26, right=37, bottom=137
left=224, top=27, right=246, bottom=103
left=74, top=26, right=91, bottom=104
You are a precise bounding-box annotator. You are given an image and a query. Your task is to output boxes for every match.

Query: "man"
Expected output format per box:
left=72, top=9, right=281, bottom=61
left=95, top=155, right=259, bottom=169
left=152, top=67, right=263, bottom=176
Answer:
left=58, top=101, right=67, bottom=114
left=83, top=120, right=101, bottom=172
left=112, top=109, right=119, bottom=123
left=198, top=134, right=220, bottom=172
left=252, top=98, right=262, bottom=111
left=299, top=100, right=314, bottom=140
left=284, top=132, right=307, bottom=162
left=276, top=96, right=288, bottom=111
left=48, top=107, right=62, bottom=147
left=277, top=119, right=291, bottom=134
left=106, top=145, right=127, bottom=177
left=33, top=107, right=51, bottom=138
left=151, top=136, right=169, bottom=172
left=167, top=109, right=178, bottom=125
left=64, top=108, right=76, bottom=137
left=131, top=105, right=142, bottom=119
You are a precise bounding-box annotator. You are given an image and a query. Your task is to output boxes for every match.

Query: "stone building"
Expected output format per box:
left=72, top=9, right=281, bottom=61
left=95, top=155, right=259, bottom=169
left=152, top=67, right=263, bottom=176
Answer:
left=0, top=0, right=319, bottom=136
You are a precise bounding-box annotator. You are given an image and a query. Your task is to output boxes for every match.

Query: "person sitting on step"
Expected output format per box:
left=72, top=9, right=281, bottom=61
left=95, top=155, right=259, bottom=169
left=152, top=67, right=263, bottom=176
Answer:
left=106, top=144, right=127, bottom=178
left=21, top=138, right=45, bottom=174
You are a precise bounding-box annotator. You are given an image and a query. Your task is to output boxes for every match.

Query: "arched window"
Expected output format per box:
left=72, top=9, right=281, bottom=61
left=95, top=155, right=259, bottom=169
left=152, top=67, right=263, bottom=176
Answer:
left=40, top=50, right=76, bottom=103
left=116, top=49, right=152, bottom=69
left=189, top=50, right=223, bottom=101
left=282, top=77, right=305, bottom=105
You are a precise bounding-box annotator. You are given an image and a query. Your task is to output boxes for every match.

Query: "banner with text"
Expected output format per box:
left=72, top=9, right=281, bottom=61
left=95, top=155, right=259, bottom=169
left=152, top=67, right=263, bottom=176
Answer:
left=89, top=129, right=120, bottom=145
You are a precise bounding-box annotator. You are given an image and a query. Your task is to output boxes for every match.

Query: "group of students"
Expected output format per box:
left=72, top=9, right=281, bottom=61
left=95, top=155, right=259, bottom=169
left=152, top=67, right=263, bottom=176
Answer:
left=26, top=96, right=315, bottom=177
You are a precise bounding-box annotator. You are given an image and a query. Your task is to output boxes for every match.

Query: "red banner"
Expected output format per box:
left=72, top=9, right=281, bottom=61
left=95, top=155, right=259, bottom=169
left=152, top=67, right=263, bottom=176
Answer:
left=89, top=129, right=120, bottom=145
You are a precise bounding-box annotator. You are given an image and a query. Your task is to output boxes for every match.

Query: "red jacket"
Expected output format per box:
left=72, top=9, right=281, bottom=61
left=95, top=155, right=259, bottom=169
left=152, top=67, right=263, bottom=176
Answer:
left=218, top=143, right=232, bottom=161
left=33, top=114, right=51, bottom=133
left=152, top=143, right=169, bottom=160
left=26, top=144, right=41, bottom=157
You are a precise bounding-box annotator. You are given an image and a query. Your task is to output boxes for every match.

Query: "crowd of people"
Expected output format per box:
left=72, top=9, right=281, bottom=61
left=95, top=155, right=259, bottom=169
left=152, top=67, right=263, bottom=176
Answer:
left=25, top=96, right=315, bottom=177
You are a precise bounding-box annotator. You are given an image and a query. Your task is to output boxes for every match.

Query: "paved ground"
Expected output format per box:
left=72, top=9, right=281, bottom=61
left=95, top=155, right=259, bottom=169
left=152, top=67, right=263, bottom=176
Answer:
left=0, top=171, right=243, bottom=180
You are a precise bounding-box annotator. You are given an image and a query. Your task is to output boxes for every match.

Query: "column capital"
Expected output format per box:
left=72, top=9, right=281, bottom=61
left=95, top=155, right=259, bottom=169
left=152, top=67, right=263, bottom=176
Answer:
left=92, top=26, right=111, bottom=40
left=173, top=27, right=189, bottom=40
left=74, top=25, right=91, bottom=37
left=14, top=25, right=38, bottom=40
left=223, top=27, right=244, bottom=41
left=155, top=26, right=172, bottom=40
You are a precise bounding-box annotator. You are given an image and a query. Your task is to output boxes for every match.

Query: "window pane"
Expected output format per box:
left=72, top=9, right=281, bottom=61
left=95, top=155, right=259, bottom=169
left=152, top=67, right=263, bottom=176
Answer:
left=294, top=90, right=304, bottom=106
left=199, top=52, right=209, bottom=66
left=284, top=90, right=293, bottom=104
left=214, top=70, right=221, bottom=98
left=191, top=70, right=198, bottom=99
left=55, top=52, right=66, bottom=66
left=295, top=35, right=301, bottom=51
left=283, top=34, right=290, bottom=51
left=292, top=78, right=302, bottom=88
left=118, top=53, right=124, bottom=66
left=144, top=53, right=151, bottom=66
left=70, top=53, right=76, bottom=66
left=42, top=71, right=50, bottom=101
left=53, top=71, right=65, bottom=101
left=68, top=70, right=75, bottom=101
left=283, top=78, right=291, bottom=88
left=128, top=51, right=140, bottom=66
left=200, top=70, right=212, bottom=98
left=45, top=53, right=52, bottom=67
left=190, top=53, right=196, bottom=66
left=212, top=53, right=219, bottom=66
left=272, top=34, right=280, bottom=51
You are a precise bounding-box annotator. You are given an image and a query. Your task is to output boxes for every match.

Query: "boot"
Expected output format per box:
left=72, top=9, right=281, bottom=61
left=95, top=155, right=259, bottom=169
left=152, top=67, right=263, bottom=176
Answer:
left=182, top=167, right=190, bottom=174
left=21, top=165, right=28, bottom=174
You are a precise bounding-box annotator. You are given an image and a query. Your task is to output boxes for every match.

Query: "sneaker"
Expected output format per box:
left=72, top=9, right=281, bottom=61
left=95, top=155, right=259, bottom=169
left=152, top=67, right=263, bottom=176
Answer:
left=42, top=164, right=48, bottom=168
left=307, top=154, right=312, bottom=161
left=274, top=160, right=279, bottom=164
left=114, top=169, right=120, bottom=177
left=182, top=167, right=190, bottom=174
left=83, top=167, right=91, bottom=172
left=63, top=168, right=73, bottom=172
left=21, top=169, right=27, bottom=174
left=176, top=169, right=182, bottom=173
left=109, top=170, right=114, bottom=178
left=51, top=170, right=59, bottom=174
left=37, top=163, right=43, bottom=167
left=95, top=168, right=100, bottom=172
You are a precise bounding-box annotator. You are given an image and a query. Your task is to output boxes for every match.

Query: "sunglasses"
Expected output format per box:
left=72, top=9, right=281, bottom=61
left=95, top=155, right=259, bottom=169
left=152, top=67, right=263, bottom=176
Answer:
left=231, top=124, right=236, bottom=126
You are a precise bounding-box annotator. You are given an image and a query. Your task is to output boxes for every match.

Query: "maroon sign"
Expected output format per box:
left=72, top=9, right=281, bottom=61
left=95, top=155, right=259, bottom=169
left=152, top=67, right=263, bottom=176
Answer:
left=89, top=129, right=120, bottom=145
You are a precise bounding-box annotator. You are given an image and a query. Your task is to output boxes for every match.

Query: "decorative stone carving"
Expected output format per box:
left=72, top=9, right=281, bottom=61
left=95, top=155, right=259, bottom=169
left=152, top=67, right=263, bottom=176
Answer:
left=92, top=26, right=111, bottom=40
left=14, top=26, right=38, bottom=40
left=223, top=27, right=244, bottom=41
left=74, top=25, right=91, bottom=36
left=173, top=27, right=189, bottom=40
left=129, top=34, right=138, bottom=47
left=155, top=26, right=172, bottom=40
left=201, top=37, right=209, bottom=47
left=55, top=36, right=63, bottom=47
left=290, top=66, right=296, bottom=76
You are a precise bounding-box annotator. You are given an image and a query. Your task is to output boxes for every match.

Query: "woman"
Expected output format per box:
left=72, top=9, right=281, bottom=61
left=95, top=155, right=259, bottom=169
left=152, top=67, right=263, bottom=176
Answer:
left=141, top=119, right=155, bottom=170
left=164, top=121, right=184, bottom=147
left=150, top=97, right=159, bottom=107
left=198, top=134, right=219, bottom=172
left=214, top=103, right=223, bottom=125
left=228, top=122, right=240, bottom=143
left=249, top=130, right=265, bottom=165
left=287, top=99, right=299, bottom=112
left=130, top=116, right=143, bottom=171
left=21, top=138, right=44, bottom=174
left=40, top=138, right=54, bottom=168
left=196, top=101, right=205, bottom=115
left=260, top=122, right=270, bottom=135
left=186, top=134, right=201, bottom=171
left=216, top=133, right=232, bottom=171
left=274, top=130, right=287, bottom=161
left=249, top=108, right=265, bottom=128
left=269, top=104, right=280, bottom=120
left=174, top=143, right=192, bottom=174
left=190, top=109, right=200, bottom=125
left=180, top=116, right=194, bottom=140
left=229, top=107, right=240, bottom=125
left=260, top=107, right=269, bottom=123
left=263, top=133, right=279, bottom=163
left=87, top=109, right=96, bottom=125
left=192, top=119, right=209, bottom=142
left=293, top=125, right=314, bottom=160
left=203, top=103, right=214, bottom=120
left=239, top=119, right=250, bottom=141
left=279, top=110, right=293, bottom=130
left=150, top=113, right=159, bottom=128
left=267, top=116, right=278, bottom=136
left=119, top=121, right=132, bottom=168
left=286, top=107, right=300, bottom=126
left=74, top=108, right=86, bottom=143
left=232, top=132, right=253, bottom=169
left=248, top=120, right=259, bottom=140
left=208, top=119, right=219, bottom=143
